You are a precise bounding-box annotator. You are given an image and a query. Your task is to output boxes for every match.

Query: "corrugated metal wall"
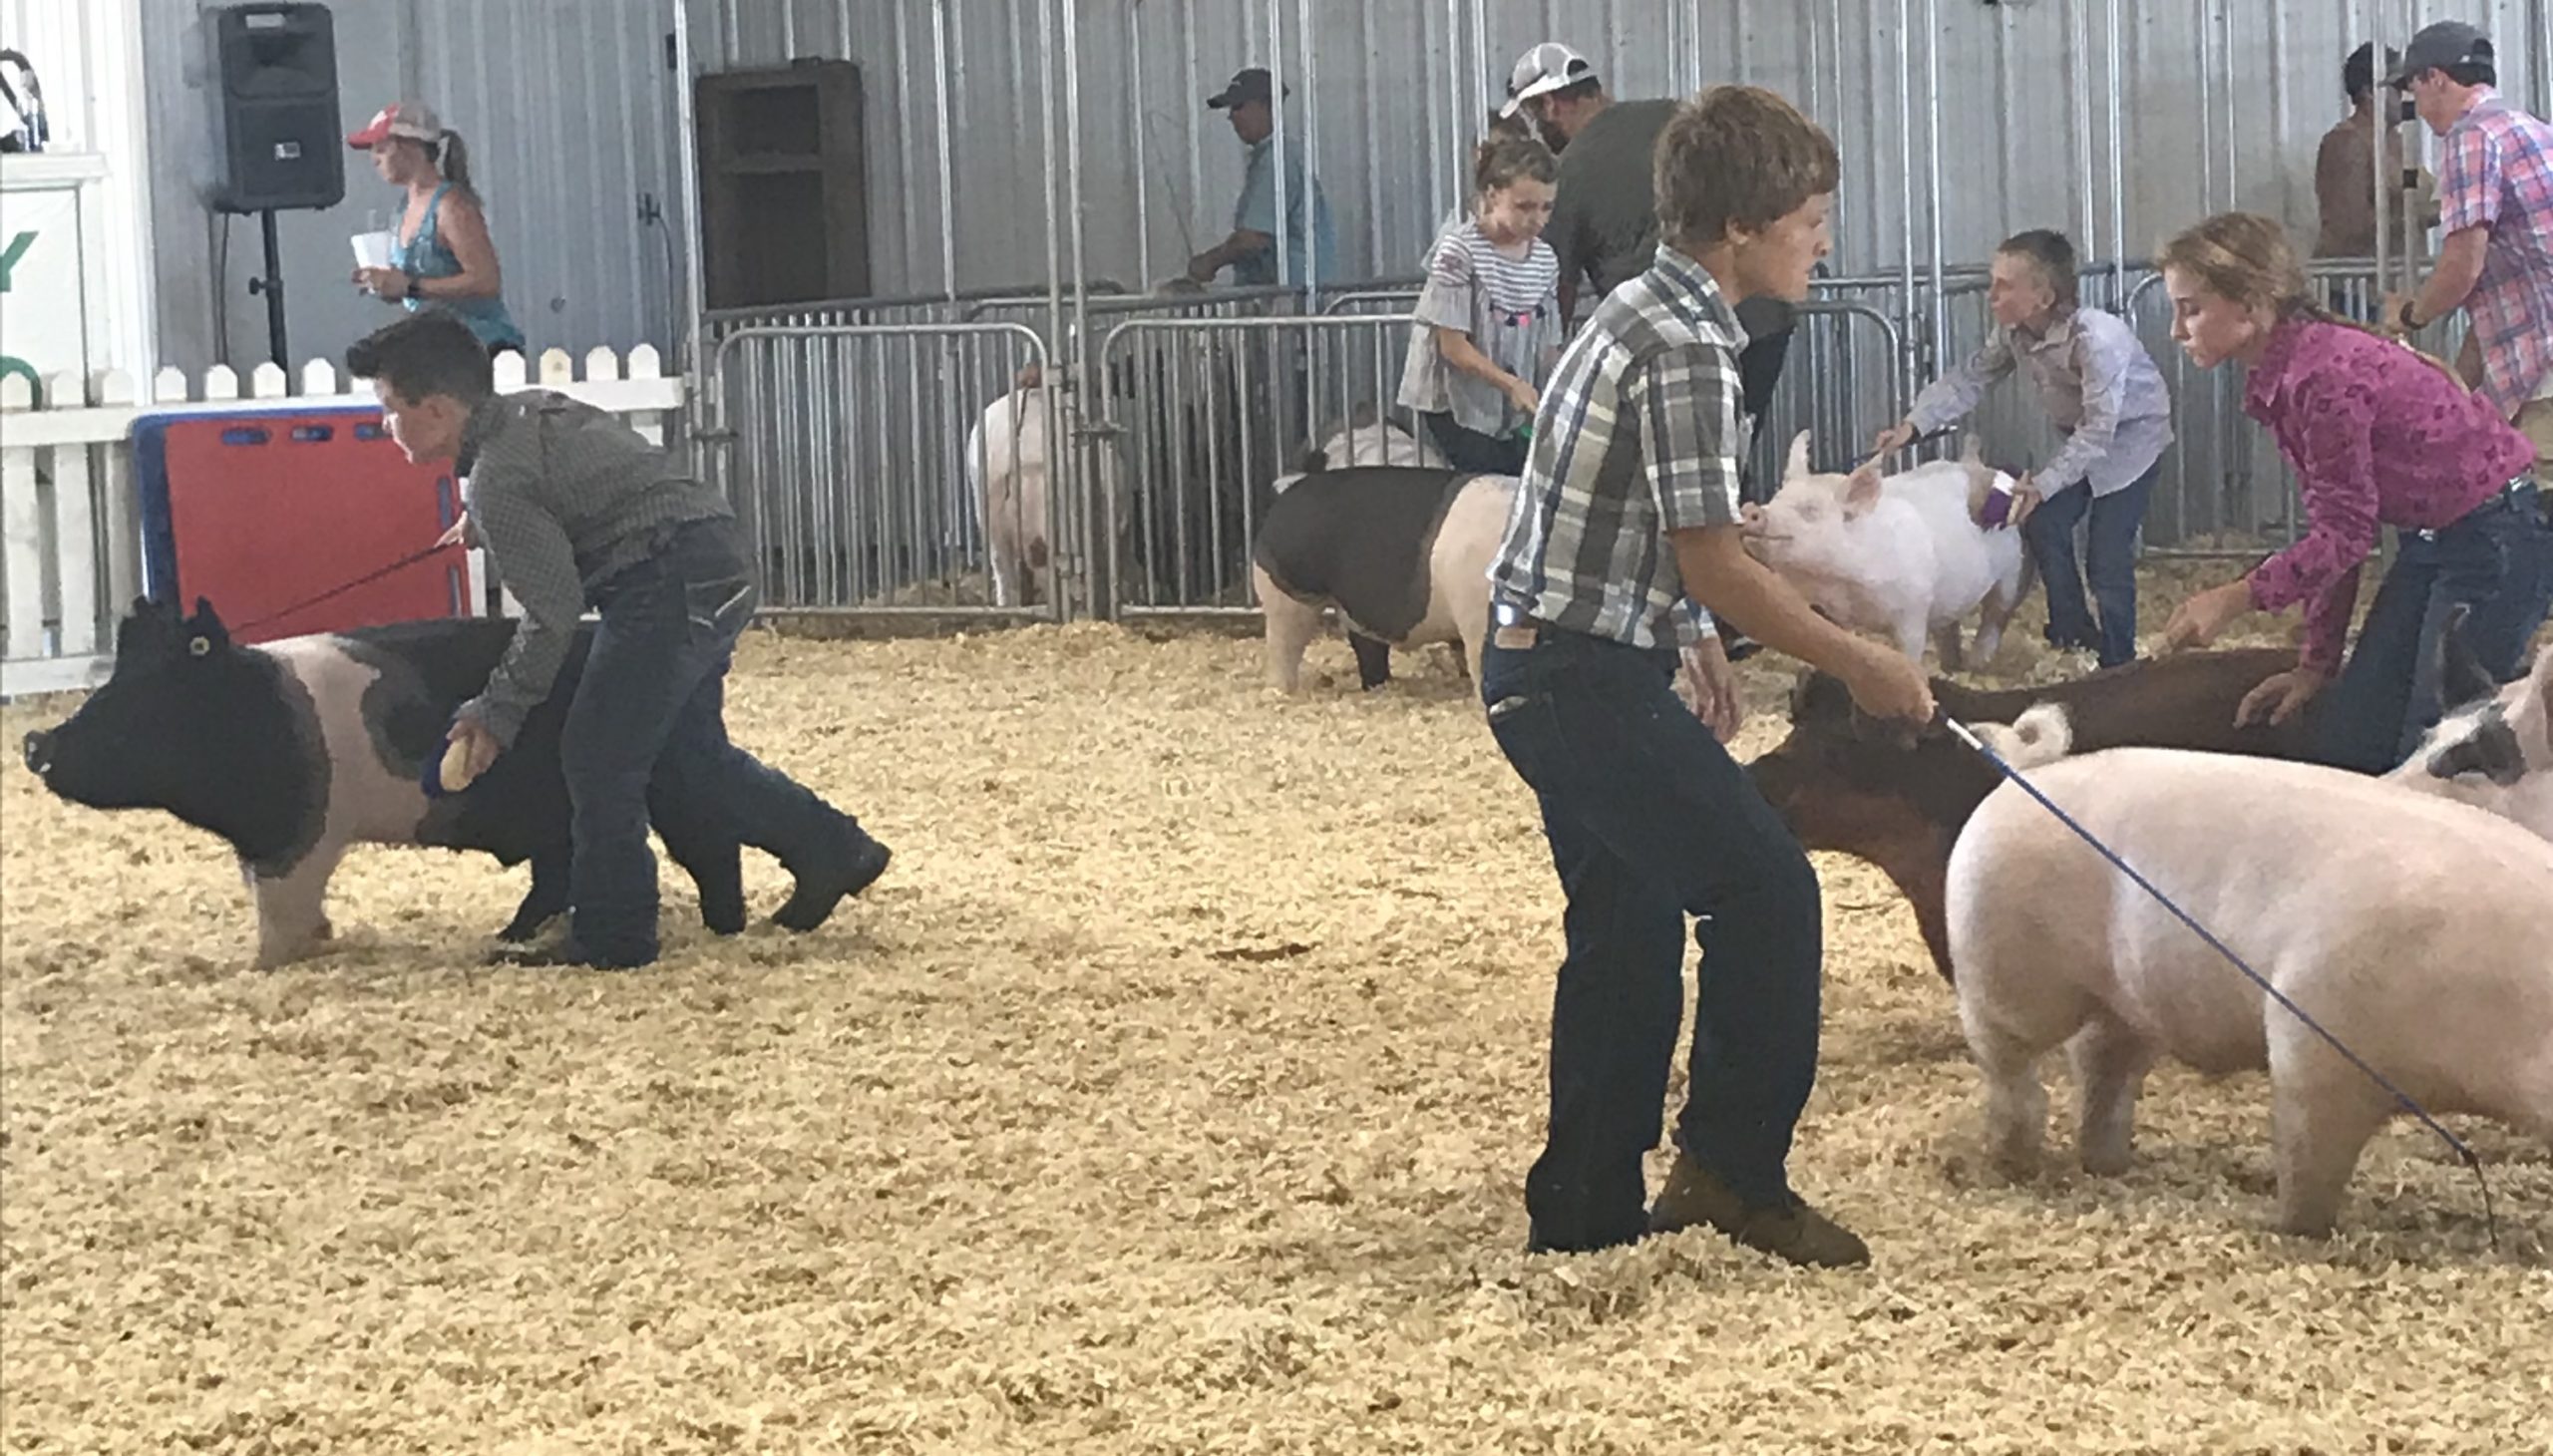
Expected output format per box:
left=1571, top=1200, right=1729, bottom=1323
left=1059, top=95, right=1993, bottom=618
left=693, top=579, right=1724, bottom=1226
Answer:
left=695, top=0, right=2551, bottom=299
left=137, top=0, right=682, bottom=375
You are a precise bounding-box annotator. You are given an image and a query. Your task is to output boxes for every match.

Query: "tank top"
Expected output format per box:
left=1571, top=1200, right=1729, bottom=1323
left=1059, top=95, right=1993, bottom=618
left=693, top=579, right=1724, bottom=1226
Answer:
left=393, top=182, right=527, bottom=352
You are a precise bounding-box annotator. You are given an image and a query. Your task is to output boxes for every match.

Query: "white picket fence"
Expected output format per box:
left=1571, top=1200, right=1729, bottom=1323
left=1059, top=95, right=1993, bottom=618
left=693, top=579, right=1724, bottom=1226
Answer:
left=0, top=347, right=686, bottom=699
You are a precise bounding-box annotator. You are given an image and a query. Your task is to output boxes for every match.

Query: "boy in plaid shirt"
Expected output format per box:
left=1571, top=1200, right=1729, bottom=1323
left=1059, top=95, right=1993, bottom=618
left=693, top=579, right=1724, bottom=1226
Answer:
left=1479, top=86, right=1934, bottom=1265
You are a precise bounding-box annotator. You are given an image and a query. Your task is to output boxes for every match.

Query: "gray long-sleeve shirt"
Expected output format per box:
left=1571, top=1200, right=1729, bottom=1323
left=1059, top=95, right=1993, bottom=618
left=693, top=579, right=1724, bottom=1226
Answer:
left=1908, top=305, right=2174, bottom=499
left=455, top=391, right=729, bottom=744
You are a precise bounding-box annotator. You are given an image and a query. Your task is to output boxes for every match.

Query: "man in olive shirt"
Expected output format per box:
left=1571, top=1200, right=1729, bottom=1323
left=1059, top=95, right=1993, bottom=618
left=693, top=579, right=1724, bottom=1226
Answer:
left=349, top=311, right=891, bottom=968
left=1504, top=42, right=1796, bottom=429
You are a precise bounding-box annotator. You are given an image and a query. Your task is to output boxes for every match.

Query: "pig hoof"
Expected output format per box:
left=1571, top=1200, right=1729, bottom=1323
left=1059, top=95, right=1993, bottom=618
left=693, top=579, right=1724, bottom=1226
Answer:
left=496, top=910, right=562, bottom=944
left=2078, top=1143, right=2134, bottom=1178
left=700, top=894, right=747, bottom=936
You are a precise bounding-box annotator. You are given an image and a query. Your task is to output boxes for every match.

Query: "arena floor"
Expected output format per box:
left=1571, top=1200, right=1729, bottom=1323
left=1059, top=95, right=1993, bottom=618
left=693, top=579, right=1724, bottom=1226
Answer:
left=4, top=563, right=2549, bottom=1454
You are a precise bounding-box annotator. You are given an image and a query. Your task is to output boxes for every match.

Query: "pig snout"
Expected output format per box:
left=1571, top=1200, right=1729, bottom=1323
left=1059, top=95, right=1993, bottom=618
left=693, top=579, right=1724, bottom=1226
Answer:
left=21, top=729, right=53, bottom=776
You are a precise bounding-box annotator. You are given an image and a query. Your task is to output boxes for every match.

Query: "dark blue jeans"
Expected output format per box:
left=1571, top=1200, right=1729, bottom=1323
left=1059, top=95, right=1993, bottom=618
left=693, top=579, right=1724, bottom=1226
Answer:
left=1479, top=619, right=1825, bottom=1253
left=2312, top=480, right=2553, bottom=774
left=566, top=516, right=866, bottom=962
left=2024, top=464, right=2158, bottom=669
left=1421, top=412, right=1529, bottom=476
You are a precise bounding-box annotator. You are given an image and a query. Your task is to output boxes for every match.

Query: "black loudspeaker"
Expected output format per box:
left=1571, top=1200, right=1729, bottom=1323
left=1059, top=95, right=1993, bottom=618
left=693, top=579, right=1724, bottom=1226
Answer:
left=208, top=3, right=345, bottom=213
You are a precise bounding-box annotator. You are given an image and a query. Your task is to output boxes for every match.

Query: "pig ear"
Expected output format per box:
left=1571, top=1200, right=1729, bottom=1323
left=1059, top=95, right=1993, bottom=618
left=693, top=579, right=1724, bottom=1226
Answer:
left=1959, top=433, right=1984, bottom=466
left=184, top=597, right=232, bottom=652
left=1785, top=431, right=1811, bottom=481
left=1842, top=465, right=1885, bottom=521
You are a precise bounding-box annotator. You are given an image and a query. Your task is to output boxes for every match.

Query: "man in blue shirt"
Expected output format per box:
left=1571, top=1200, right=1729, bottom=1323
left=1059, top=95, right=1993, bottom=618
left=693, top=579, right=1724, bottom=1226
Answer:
left=1186, top=67, right=1339, bottom=288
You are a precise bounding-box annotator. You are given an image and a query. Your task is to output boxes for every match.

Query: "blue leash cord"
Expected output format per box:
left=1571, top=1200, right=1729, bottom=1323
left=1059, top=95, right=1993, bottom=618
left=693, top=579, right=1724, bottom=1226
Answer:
left=1943, top=715, right=2498, bottom=1249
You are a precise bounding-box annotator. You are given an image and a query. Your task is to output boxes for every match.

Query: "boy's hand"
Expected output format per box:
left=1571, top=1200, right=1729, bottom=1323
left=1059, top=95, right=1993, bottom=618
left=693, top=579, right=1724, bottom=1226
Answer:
left=1678, top=636, right=1744, bottom=742
left=435, top=513, right=477, bottom=550
left=1842, top=640, right=1936, bottom=725
left=2004, top=474, right=2043, bottom=531
left=1504, top=378, right=1541, bottom=416
left=1870, top=419, right=1918, bottom=458
left=442, top=714, right=503, bottom=792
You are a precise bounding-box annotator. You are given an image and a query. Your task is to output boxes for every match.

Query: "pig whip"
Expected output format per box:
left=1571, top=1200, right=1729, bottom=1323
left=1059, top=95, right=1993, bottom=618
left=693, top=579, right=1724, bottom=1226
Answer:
left=229, top=541, right=460, bottom=635
left=1942, top=714, right=2499, bottom=1252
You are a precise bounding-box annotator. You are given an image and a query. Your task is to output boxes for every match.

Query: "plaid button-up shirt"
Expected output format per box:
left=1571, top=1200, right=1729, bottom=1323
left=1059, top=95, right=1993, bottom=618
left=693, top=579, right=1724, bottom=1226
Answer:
left=456, top=392, right=730, bottom=745
left=1488, top=245, right=1747, bottom=652
left=2437, top=91, right=2553, bottom=416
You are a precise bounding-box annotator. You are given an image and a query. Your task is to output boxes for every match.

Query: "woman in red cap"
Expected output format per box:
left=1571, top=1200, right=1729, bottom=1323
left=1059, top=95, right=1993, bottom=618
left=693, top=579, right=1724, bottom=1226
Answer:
left=347, top=101, right=527, bottom=358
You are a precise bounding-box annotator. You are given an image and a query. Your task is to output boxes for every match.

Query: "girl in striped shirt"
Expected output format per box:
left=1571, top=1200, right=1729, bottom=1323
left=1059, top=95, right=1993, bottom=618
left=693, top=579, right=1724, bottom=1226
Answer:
left=1397, top=131, right=1566, bottom=475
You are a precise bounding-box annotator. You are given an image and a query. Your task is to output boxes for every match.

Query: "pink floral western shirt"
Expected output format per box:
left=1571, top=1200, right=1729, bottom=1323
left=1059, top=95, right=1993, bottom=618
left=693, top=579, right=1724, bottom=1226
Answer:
left=2242, top=315, right=2536, bottom=673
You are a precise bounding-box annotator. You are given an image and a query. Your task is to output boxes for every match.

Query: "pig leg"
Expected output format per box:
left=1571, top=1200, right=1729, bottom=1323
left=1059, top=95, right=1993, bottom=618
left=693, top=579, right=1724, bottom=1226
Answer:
left=1893, top=616, right=1933, bottom=665
left=1959, top=955, right=2098, bottom=1175
left=1973, top=572, right=2025, bottom=665
left=1969, top=1022, right=2052, bottom=1176
left=1930, top=619, right=1968, bottom=674
left=1254, top=563, right=1322, bottom=693
left=2068, top=1012, right=2156, bottom=1176
left=1348, top=632, right=1394, bottom=690
left=249, top=844, right=348, bottom=968
left=648, top=776, right=747, bottom=936
left=2266, top=1044, right=2391, bottom=1237
left=501, top=850, right=570, bottom=941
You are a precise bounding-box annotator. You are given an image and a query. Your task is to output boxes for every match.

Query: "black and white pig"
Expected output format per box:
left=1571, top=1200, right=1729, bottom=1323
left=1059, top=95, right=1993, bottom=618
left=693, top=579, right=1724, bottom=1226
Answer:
left=1248, top=466, right=1514, bottom=695
left=20, top=596, right=747, bottom=968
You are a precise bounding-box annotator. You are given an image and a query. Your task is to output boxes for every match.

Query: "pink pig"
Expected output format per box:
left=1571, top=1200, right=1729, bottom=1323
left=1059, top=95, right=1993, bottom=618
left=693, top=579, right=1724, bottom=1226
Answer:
left=1741, top=431, right=2033, bottom=670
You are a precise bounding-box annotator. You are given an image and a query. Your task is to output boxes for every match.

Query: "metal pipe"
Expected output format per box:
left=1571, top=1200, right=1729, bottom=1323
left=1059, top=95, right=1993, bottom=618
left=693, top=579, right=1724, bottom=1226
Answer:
left=1184, top=2, right=1203, bottom=284
left=2106, top=0, right=2126, bottom=293
left=1896, top=0, right=1919, bottom=403
left=1303, top=0, right=1323, bottom=305
left=934, top=0, right=958, bottom=298
left=1923, top=0, right=1946, bottom=396
left=2068, top=0, right=2094, bottom=253
left=2371, top=0, right=2390, bottom=307
left=1035, top=0, right=1064, bottom=402
left=673, top=0, right=707, bottom=388
left=1359, top=0, right=1381, bottom=270
left=1131, top=1, right=1152, bottom=288
left=1270, top=0, right=1291, bottom=290
left=2194, top=0, right=2214, bottom=214
left=1062, top=0, right=1097, bottom=616
left=1442, top=0, right=1462, bottom=231
left=894, top=3, right=920, bottom=296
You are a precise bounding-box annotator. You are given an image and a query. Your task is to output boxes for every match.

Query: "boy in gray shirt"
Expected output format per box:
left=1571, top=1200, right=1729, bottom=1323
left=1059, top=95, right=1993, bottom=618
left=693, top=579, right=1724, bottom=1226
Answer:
left=348, top=312, right=890, bottom=968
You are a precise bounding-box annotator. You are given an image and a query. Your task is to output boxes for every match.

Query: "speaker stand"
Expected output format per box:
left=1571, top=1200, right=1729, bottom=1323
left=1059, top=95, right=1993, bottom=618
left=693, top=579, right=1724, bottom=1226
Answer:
left=242, top=208, right=289, bottom=369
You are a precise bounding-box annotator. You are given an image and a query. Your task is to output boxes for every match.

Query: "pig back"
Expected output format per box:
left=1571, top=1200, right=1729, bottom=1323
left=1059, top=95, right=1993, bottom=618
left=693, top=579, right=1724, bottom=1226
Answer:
left=1954, top=749, right=2553, bottom=1100
left=1252, top=467, right=1474, bottom=643
left=324, top=617, right=601, bottom=866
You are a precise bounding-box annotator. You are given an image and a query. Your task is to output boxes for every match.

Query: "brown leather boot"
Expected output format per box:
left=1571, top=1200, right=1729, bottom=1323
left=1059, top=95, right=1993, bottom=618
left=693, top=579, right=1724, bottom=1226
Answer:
left=1647, top=1152, right=1871, bottom=1269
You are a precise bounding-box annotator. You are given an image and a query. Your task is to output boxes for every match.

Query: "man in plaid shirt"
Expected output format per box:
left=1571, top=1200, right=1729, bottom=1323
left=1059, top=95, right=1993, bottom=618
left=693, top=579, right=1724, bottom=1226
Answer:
left=1479, top=86, right=1934, bottom=1265
left=2381, top=21, right=2553, bottom=482
left=348, top=311, right=892, bottom=969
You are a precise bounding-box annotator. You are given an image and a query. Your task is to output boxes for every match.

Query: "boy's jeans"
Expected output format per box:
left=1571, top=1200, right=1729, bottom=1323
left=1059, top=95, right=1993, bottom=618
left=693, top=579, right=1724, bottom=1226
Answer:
left=1479, top=615, right=1826, bottom=1253
left=564, top=516, right=868, bottom=963
left=2023, top=465, right=2158, bottom=669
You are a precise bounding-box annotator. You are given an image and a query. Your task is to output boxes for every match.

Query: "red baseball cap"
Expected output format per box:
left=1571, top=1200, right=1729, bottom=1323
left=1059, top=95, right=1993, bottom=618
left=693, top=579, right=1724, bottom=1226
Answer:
left=347, top=101, right=445, bottom=149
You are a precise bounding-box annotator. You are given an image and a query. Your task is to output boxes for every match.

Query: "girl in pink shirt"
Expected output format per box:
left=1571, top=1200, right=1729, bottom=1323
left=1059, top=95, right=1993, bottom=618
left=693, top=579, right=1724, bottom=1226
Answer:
left=2159, top=211, right=2550, bottom=772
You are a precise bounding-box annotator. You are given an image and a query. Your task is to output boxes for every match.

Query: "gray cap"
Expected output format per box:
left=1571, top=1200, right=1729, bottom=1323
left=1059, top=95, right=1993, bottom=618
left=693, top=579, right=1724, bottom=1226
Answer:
left=2387, top=20, right=2491, bottom=85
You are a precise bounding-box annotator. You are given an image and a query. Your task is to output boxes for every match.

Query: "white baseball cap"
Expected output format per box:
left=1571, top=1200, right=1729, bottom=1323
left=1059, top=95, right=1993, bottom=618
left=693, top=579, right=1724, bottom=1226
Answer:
left=1501, top=42, right=1598, bottom=118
